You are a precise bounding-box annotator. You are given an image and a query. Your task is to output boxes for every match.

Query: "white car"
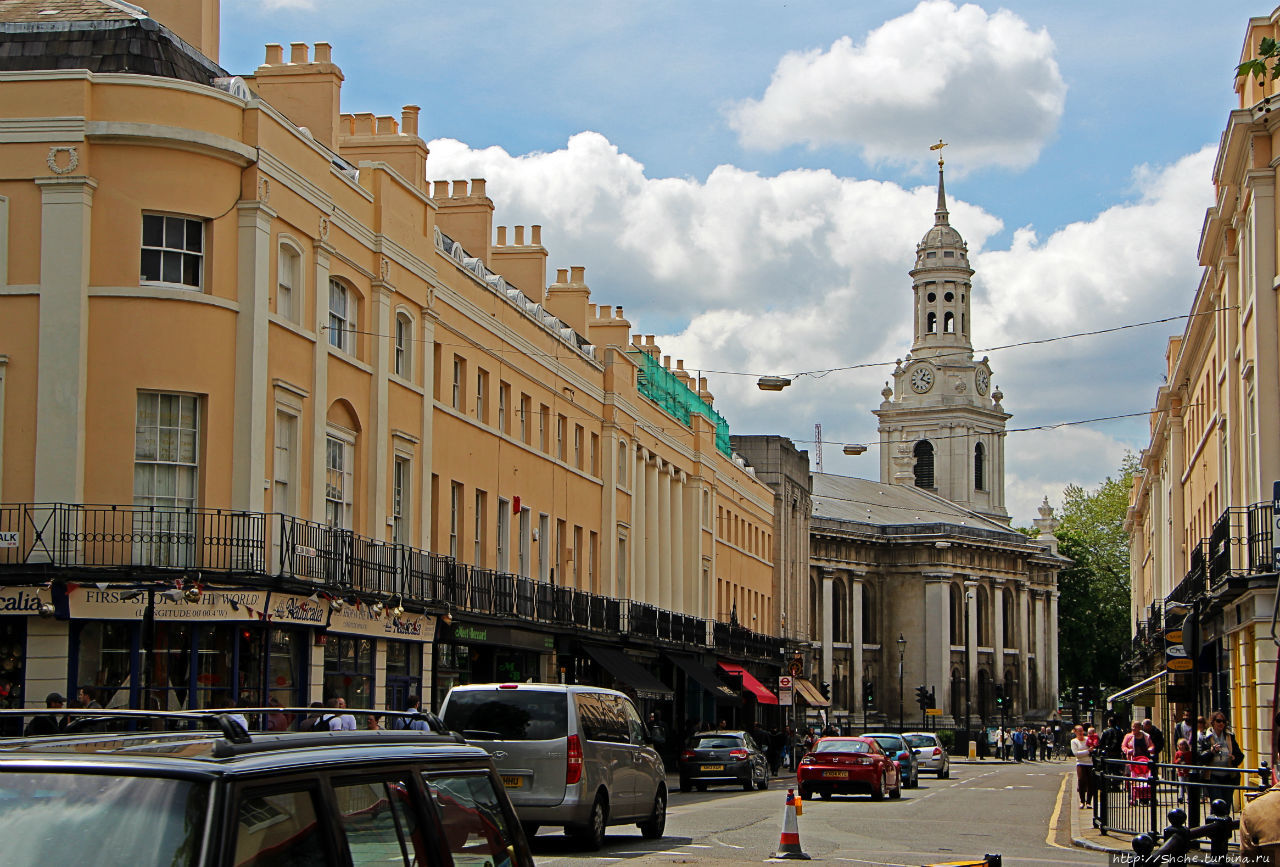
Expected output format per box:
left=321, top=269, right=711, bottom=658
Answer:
left=902, top=731, right=950, bottom=778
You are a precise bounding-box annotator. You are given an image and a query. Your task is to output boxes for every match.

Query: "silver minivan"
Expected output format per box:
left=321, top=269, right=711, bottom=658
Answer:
left=440, top=683, right=667, bottom=850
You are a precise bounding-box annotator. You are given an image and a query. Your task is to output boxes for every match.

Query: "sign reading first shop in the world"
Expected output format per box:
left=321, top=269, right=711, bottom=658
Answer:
left=67, top=587, right=268, bottom=621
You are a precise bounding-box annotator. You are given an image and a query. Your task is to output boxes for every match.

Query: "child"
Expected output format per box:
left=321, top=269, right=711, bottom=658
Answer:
left=1174, top=737, right=1193, bottom=804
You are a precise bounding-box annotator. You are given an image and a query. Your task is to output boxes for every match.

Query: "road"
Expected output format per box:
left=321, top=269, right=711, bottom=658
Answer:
left=527, top=761, right=1111, bottom=865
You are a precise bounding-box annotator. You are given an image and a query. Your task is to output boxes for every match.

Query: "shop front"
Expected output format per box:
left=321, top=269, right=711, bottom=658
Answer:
left=432, top=621, right=554, bottom=709
left=0, top=588, right=38, bottom=733
left=324, top=600, right=436, bottom=714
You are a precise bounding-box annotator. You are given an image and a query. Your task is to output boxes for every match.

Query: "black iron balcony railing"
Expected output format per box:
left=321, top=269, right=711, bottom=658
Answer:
left=0, top=503, right=782, bottom=660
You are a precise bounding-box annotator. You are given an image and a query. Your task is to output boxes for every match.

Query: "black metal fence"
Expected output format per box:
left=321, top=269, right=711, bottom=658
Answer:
left=1093, top=756, right=1271, bottom=843
left=0, top=503, right=783, bottom=658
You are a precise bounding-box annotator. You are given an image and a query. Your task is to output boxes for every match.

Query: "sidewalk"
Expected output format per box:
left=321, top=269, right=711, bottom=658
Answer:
left=1062, top=770, right=1131, bottom=855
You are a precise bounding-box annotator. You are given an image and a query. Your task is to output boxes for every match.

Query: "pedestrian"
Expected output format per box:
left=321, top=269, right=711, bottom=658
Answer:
left=767, top=726, right=783, bottom=776
left=976, top=728, right=989, bottom=760
left=1011, top=726, right=1024, bottom=762
left=1142, top=718, right=1165, bottom=761
left=324, top=695, right=357, bottom=731
left=367, top=714, right=381, bottom=730
left=782, top=725, right=795, bottom=770
left=1097, top=716, right=1126, bottom=790
left=1122, top=720, right=1145, bottom=759
left=24, top=692, right=65, bottom=736
left=1241, top=714, right=1280, bottom=862
left=1086, top=726, right=1099, bottom=752
left=1198, top=710, right=1244, bottom=808
left=1128, top=731, right=1152, bottom=806
left=300, top=701, right=326, bottom=732
left=1071, top=724, right=1094, bottom=809
left=77, top=686, right=102, bottom=709
left=265, top=696, right=291, bottom=732
left=1173, top=737, right=1193, bottom=805
left=1174, top=709, right=1195, bottom=746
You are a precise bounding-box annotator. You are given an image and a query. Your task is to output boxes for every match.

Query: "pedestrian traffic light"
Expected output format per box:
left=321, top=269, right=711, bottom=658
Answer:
left=862, top=680, right=873, bottom=706
left=914, top=685, right=931, bottom=710
left=994, top=683, right=1005, bottom=707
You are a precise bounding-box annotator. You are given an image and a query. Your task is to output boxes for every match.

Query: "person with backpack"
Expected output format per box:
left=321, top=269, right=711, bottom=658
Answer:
left=1096, top=716, right=1126, bottom=791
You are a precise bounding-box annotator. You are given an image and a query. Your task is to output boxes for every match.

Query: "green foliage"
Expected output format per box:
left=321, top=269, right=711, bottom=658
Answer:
left=1056, top=453, right=1139, bottom=694
left=938, top=729, right=954, bottom=751
left=1237, top=37, right=1280, bottom=84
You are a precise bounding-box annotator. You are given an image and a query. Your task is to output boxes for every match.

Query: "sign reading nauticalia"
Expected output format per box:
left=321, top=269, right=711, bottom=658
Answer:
left=262, top=593, right=328, bottom=627
left=327, top=603, right=435, bottom=642
left=68, top=588, right=268, bottom=621
left=0, top=587, right=45, bottom=614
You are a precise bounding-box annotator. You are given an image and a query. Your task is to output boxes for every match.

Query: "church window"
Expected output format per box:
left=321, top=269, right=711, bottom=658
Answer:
left=913, top=440, right=934, bottom=488
left=926, top=251, right=937, bottom=259
left=926, top=312, right=937, bottom=334
left=943, top=312, right=955, bottom=333
left=949, top=584, right=964, bottom=645
left=944, top=251, right=955, bottom=257
left=961, top=313, right=966, bottom=333
left=862, top=583, right=877, bottom=643
left=832, top=580, right=846, bottom=642
left=977, top=586, right=991, bottom=645
left=944, top=292, right=954, bottom=302
left=974, top=442, right=985, bottom=491
left=927, top=292, right=936, bottom=303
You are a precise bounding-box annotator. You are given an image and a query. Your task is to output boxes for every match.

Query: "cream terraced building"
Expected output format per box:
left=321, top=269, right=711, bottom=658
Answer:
left=0, top=0, right=791, bottom=725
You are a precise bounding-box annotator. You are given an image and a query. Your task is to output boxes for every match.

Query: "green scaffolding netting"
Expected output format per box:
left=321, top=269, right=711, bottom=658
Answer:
left=628, top=350, right=731, bottom=457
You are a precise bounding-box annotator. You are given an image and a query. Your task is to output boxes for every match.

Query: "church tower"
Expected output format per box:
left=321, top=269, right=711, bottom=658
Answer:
left=873, top=147, right=1010, bottom=522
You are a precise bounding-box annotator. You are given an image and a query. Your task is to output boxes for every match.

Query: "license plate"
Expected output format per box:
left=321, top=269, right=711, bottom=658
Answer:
left=823, top=770, right=849, bottom=779
left=702, top=764, right=724, bottom=771
left=501, top=776, right=524, bottom=788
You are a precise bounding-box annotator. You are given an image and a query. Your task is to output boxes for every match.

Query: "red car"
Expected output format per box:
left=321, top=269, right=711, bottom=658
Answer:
left=796, top=736, right=902, bottom=801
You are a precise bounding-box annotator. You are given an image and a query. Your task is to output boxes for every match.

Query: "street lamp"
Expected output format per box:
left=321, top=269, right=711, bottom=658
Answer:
left=897, top=633, right=906, bottom=733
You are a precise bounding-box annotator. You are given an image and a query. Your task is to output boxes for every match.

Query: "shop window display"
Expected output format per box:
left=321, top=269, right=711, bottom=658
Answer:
left=75, top=621, right=134, bottom=708
left=323, top=636, right=374, bottom=709
left=0, top=619, right=26, bottom=734
left=384, top=641, right=423, bottom=714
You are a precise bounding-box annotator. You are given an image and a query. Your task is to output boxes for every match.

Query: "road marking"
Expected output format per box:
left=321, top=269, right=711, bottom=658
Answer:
left=682, top=844, right=713, bottom=848
left=714, top=839, right=745, bottom=849
left=1045, top=769, right=1072, bottom=850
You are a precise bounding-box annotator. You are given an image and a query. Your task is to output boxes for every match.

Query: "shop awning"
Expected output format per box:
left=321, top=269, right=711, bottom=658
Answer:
left=1107, top=671, right=1167, bottom=706
left=666, top=653, right=740, bottom=703
left=583, top=644, right=673, bottom=701
left=793, top=677, right=830, bottom=708
left=717, top=662, right=778, bottom=705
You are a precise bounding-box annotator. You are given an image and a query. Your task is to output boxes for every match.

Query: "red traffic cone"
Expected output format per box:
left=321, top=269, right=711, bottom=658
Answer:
left=772, top=788, right=811, bottom=860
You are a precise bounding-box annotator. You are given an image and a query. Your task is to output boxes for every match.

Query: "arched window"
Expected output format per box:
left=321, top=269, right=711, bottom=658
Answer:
left=943, top=311, right=955, bottom=333
left=949, top=583, right=964, bottom=646
left=977, top=669, right=990, bottom=721
left=617, top=440, right=628, bottom=487
left=926, top=311, right=937, bottom=333
left=832, top=579, right=846, bottom=642
left=977, top=585, right=990, bottom=646
left=277, top=242, right=301, bottom=324
left=950, top=668, right=965, bottom=718
left=394, top=312, right=412, bottom=379
left=913, top=440, right=934, bottom=488
left=974, top=442, right=985, bottom=491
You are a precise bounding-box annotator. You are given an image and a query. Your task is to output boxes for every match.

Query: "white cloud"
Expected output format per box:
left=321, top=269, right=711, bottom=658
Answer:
left=259, top=0, right=315, bottom=8
left=427, top=133, right=1212, bottom=525
left=727, top=0, right=1067, bottom=172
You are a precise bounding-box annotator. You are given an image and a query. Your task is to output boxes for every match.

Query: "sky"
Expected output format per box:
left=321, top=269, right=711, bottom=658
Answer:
left=220, top=0, right=1269, bottom=525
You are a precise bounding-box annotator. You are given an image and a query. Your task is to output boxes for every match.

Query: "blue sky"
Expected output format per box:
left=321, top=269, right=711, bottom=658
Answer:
left=221, top=0, right=1268, bottom=524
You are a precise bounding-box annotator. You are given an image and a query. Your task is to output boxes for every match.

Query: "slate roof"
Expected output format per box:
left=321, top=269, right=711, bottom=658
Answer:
left=0, top=0, right=226, bottom=83
left=811, top=472, right=1024, bottom=540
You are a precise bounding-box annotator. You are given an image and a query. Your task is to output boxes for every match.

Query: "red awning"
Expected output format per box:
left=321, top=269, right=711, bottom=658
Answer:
left=718, top=662, right=778, bottom=705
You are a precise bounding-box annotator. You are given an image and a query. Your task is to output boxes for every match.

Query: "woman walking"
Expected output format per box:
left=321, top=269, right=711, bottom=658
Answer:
left=1071, top=724, right=1094, bottom=809
left=1198, top=710, right=1245, bottom=808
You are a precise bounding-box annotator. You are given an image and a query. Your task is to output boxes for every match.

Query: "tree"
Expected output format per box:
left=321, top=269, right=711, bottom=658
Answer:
left=1237, top=37, right=1280, bottom=85
left=1055, top=453, right=1139, bottom=692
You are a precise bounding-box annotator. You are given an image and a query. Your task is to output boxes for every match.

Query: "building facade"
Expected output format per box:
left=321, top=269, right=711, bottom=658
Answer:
left=0, top=0, right=785, bottom=727
left=802, top=156, right=1064, bottom=732
left=1123, top=6, right=1280, bottom=767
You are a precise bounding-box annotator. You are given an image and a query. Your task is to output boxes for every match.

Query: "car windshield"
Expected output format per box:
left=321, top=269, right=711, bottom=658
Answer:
left=814, top=739, right=870, bottom=753
left=870, top=737, right=904, bottom=751
left=904, top=735, right=936, bottom=748
left=443, top=691, right=568, bottom=740
left=0, top=771, right=206, bottom=866
left=689, top=736, right=742, bottom=749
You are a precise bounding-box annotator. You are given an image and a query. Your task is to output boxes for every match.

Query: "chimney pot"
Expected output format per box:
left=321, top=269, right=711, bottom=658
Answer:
left=615, top=306, right=624, bottom=318
left=556, top=268, right=569, bottom=284
left=570, top=266, right=586, bottom=283
left=376, top=115, right=398, bottom=135
left=496, top=226, right=507, bottom=246
left=677, top=360, right=685, bottom=370
left=514, top=226, right=525, bottom=245
left=452, top=179, right=468, bottom=197
left=663, top=355, right=671, bottom=369
left=531, top=225, right=542, bottom=245
left=401, top=105, right=420, bottom=136
left=588, top=304, right=597, bottom=318
left=354, top=112, right=375, bottom=135
left=265, top=44, right=283, bottom=65
left=289, top=42, right=309, bottom=64
left=313, top=42, right=332, bottom=63
left=645, top=335, right=656, bottom=347
left=471, top=178, right=486, bottom=197
left=432, top=180, right=449, bottom=200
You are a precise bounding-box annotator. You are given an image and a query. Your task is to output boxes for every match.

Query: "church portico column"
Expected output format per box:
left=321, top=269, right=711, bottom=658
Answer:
left=923, top=574, right=951, bottom=720
left=993, top=578, right=1006, bottom=698
left=850, top=573, right=865, bottom=716
left=822, top=568, right=835, bottom=699
left=1017, top=582, right=1031, bottom=715
left=1048, top=588, right=1060, bottom=709
left=964, top=578, right=978, bottom=727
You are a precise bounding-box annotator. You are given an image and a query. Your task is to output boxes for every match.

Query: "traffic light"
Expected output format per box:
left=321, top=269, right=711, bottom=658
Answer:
left=1076, top=685, right=1086, bottom=706
left=914, top=685, right=931, bottom=710
left=820, top=681, right=831, bottom=700
left=862, top=680, right=874, bottom=706
left=994, top=683, right=1005, bottom=707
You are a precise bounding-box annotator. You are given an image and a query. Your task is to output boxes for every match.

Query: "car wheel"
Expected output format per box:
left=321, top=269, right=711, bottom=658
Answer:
left=890, top=771, right=902, bottom=799
left=757, top=772, right=769, bottom=791
left=567, top=796, right=608, bottom=851
left=521, top=822, right=540, bottom=839
left=820, top=790, right=832, bottom=800
left=940, top=767, right=950, bottom=780
left=742, top=773, right=755, bottom=792
left=638, top=787, right=666, bottom=839
left=798, top=784, right=813, bottom=800
left=871, top=772, right=885, bottom=801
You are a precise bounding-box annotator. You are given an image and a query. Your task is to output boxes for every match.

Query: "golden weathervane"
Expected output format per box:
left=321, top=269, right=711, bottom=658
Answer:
left=930, top=139, right=947, bottom=166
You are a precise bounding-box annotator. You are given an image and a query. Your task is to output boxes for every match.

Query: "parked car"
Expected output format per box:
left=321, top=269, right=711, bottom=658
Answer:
left=861, top=732, right=920, bottom=788
left=0, top=707, right=534, bottom=867
left=796, top=736, right=901, bottom=801
left=677, top=730, right=771, bottom=792
left=903, top=731, right=951, bottom=778
left=440, top=683, right=666, bottom=850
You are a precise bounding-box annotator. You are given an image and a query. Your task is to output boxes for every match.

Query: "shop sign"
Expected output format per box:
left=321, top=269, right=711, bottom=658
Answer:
left=0, top=532, right=18, bottom=549
left=0, top=586, right=45, bottom=615
left=264, top=592, right=329, bottom=627
left=327, top=603, right=435, bottom=641
left=446, top=622, right=555, bottom=651
left=68, top=587, right=267, bottom=621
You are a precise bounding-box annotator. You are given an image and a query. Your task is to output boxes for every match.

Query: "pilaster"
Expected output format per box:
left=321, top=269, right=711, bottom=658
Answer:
left=822, top=567, right=835, bottom=693
left=923, top=574, right=951, bottom=712
left=644, top=452, right=659, bottom=605
left=310, top=244, right=333, bottom=521
left=232, top=201, right=276, bottom=513
left=659, top=464, right=673, bottom=609
left=672, top=470, right=686, bottom=613
left=368, top=284, right=392, bottom=534
left=851, top=574, right=865, bottom=714
left=418, top=306, right=437, bottom=545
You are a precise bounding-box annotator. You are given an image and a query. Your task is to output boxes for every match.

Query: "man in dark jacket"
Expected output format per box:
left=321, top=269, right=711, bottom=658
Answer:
left=24, top=692, right=65, bottom=736
left=1097, top=716, right=1126, bottom=790
left=1142, top=718, right=1165, bottom=760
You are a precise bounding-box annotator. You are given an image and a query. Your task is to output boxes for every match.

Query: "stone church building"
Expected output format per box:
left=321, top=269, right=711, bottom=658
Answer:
left=806, top=157, right=1066, bottom=731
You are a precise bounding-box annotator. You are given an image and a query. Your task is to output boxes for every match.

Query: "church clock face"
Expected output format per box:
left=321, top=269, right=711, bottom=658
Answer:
left=909, top=364, right=934, bottom=393
left=976, top=369, right=990, bottom=395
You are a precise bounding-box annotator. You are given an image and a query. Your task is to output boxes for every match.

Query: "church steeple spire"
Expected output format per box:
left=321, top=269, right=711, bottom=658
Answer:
left=932, top=139, right=949, bottom=225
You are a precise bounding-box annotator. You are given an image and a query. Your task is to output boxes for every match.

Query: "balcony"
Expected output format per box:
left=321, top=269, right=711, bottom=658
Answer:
left=0, top=503, right=782, bottom=659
